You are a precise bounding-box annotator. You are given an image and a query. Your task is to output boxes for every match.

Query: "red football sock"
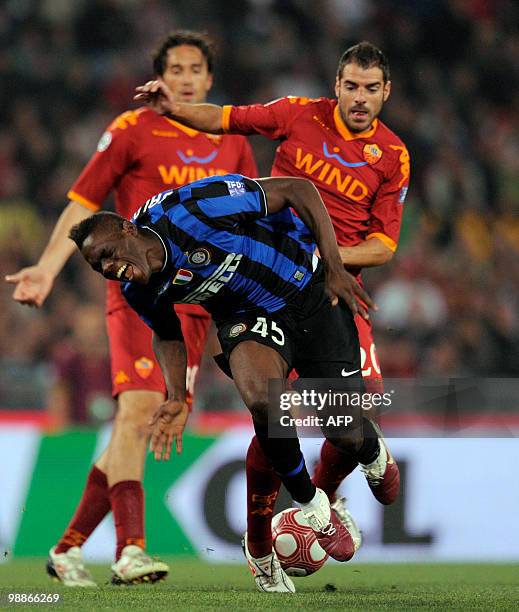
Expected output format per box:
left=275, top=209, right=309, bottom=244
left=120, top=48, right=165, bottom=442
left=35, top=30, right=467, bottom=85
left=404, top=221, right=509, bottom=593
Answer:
left=109, top=480, right=145, bottom=560
left=312, top=440, right=358, bottom=502
left=55, top=465, right=110, bottom=554
left=246, top=435, right=282, bottom=558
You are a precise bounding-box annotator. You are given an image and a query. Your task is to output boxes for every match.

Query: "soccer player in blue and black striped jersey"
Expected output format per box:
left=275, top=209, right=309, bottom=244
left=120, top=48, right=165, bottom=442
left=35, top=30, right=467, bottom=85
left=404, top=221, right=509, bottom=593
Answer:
left=69, top=173, right=373, bottom=586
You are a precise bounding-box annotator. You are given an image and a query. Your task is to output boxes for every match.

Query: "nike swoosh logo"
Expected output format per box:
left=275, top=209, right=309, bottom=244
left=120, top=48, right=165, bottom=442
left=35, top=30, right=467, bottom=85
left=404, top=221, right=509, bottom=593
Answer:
left=341, top=368, right=360, bottom=377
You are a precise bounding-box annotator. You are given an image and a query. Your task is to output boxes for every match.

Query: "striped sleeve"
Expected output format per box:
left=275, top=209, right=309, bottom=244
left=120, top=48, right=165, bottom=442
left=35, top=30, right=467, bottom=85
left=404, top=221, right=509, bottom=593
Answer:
left=185, top=175, right=267, bottom=229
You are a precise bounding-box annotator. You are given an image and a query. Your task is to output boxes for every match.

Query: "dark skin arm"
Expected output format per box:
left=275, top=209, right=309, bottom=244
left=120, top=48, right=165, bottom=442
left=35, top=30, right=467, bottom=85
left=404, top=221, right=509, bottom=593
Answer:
left=257, top=177, right=375, bottom=318
left=148, top=334, right=188, bottom=461
left=123, top=287, right=189, bottom=462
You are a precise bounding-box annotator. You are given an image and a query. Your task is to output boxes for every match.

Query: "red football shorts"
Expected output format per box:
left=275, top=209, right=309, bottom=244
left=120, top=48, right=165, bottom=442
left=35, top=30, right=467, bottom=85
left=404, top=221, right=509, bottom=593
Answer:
left=107, top=305, right=211, bottom=404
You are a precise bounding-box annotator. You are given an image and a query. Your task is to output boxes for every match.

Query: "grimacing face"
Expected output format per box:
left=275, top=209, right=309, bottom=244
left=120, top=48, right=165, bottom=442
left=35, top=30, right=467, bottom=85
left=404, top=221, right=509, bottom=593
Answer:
left=81, top=228, right=152, bottom=285
left=335, top=63, right=391, bottom=133
left=160, top=44, right=213, bottom=104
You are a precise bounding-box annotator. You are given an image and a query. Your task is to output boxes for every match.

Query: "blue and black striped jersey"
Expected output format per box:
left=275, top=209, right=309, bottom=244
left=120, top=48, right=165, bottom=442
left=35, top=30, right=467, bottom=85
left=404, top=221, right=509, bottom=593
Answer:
left=122, top=174, right=319, bottom=333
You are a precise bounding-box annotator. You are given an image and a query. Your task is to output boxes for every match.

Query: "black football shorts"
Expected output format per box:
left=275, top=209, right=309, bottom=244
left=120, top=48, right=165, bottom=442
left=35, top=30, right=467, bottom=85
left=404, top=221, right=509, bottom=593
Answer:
left=215, top=267, right=361, bottom=379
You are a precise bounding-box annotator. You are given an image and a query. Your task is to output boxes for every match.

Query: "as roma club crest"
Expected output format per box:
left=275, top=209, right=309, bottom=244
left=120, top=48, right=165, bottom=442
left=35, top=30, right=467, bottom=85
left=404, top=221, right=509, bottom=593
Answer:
left=134, top=357, right=154, bottom=379
left=363, top=143, right=383, bottom=165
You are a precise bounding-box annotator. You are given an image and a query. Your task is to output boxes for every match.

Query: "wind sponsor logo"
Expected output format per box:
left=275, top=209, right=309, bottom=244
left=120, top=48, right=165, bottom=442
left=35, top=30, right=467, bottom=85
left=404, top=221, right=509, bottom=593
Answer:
left=294, top=147, right=369, bottom=200
left=158, top=165, right=229, bottom=185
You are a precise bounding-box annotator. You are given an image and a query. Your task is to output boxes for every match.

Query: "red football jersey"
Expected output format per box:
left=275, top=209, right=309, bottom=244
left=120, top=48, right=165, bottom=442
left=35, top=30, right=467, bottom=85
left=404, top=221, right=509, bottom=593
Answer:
left=68, top=107, right=258, bottom=311
left=222, top=97, right=409, bottom=252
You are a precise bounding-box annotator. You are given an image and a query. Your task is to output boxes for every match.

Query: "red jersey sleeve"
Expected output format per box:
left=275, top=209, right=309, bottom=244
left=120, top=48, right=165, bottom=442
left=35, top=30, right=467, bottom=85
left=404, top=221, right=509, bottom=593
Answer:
left=367, top=144, right=410, bottom=252
left=67, top=110, right=142, bottom=210
left=222, top=97, right=302, bottom=140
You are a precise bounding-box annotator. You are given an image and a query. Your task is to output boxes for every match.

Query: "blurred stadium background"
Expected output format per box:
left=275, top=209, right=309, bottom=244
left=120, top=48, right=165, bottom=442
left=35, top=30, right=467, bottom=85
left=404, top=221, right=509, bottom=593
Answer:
left=0, top=0, right=518, bottom=566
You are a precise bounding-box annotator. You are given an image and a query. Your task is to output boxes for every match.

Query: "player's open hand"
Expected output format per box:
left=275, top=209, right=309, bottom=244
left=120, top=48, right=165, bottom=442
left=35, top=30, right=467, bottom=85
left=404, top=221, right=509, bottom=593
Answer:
left=324, top=265, right=376, bottom=320
left=5, top=265, right=54, bottom=308
left=149, top=399, right=189, bottom=461
left=134, top=80, right=178, bottom=115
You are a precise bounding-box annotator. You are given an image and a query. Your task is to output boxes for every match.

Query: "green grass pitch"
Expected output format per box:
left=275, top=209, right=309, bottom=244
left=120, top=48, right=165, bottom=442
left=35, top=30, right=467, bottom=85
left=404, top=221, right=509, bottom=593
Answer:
left=1, top=559, right=518, bottom=610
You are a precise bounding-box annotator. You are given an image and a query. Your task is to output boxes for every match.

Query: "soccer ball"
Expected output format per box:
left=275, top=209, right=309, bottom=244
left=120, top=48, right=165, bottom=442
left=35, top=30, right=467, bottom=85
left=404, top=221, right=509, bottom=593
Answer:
left=272, top=508, right=328, bottom=576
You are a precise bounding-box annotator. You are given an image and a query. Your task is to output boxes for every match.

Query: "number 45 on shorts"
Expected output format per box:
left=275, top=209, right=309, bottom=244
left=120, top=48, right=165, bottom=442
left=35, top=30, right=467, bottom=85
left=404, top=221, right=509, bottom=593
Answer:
left=251, top=316, right=285, bottom=346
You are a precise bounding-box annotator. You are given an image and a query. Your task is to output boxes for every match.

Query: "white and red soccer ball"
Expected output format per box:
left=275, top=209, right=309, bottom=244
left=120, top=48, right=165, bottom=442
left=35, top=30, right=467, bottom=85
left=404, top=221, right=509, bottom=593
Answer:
left=272, top=508, right=328, bottom=576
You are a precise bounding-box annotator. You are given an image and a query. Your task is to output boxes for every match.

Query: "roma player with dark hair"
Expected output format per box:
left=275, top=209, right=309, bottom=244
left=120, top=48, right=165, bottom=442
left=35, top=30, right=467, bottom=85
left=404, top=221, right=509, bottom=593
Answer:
left=6, top=31, right=257, bottom=586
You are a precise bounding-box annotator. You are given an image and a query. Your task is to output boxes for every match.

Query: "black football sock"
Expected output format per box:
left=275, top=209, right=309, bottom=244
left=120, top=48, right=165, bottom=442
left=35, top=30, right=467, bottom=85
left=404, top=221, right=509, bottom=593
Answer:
left=355, top=417, right=380, bottom=465
left=253, top=422, right=316, bottom=504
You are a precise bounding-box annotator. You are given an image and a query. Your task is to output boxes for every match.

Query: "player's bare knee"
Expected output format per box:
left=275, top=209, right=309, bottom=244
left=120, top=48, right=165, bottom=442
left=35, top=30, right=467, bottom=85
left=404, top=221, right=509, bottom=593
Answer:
left=246, top=397, right=270, bottom=426
left=115, top=406, right=150, bottom=436
left=116, top=392, right=163, bottom=432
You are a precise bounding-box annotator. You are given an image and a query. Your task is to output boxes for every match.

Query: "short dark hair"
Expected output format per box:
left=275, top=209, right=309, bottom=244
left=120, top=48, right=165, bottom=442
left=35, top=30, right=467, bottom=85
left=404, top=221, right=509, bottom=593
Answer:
left=337, top=41, right=390, bottom=83
left=69, top=211, right=125, bottom=249
left=152, top=30, right=215, bottom=76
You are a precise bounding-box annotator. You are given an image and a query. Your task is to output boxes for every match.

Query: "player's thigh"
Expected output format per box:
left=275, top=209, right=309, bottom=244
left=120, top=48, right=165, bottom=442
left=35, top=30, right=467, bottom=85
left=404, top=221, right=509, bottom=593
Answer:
left=218, top=315, right=292, bottom=422
left=229, top=341, right=289, bottom=424
left=100, top=391, right=163, bottom=474
left=116, top=389, right=164, bottom=424
left=354, top=313, right=384, bottom=393
left=106, top=305, right=166, bottom=397
left=108, top=390, right=164, bottom=479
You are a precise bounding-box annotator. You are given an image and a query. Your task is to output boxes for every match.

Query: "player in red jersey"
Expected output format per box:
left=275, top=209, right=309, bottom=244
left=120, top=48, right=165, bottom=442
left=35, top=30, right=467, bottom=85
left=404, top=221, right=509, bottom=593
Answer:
left=6, top=31, right=257, bottom=587
left=136, top=41, right=408, bottom=587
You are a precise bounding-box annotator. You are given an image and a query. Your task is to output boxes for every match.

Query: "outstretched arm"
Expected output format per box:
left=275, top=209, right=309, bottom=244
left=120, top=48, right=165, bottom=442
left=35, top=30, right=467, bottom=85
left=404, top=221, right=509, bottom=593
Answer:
left=257, top=177, right=376, bottom=318
left=134, top=80, right=224, bottom=134
left=5, top=201, right=93, bottom=307
left=148, top=334, right=189, bottom=461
